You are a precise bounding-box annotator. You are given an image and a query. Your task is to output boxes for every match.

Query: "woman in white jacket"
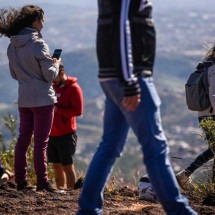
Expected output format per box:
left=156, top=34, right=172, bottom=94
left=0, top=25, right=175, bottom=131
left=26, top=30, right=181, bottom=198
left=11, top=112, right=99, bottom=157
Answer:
left=0, top=5, right=60, bottom=192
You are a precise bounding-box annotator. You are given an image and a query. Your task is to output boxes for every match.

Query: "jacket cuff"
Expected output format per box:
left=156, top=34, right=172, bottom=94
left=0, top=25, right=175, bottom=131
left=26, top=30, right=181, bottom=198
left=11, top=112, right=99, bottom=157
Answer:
left=123, top=81, right=141, bottom=97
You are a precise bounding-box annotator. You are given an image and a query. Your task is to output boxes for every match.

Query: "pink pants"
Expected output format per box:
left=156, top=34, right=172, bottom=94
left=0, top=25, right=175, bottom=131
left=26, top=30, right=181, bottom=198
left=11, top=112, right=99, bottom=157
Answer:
left=15, top=105, right=54, bottom=186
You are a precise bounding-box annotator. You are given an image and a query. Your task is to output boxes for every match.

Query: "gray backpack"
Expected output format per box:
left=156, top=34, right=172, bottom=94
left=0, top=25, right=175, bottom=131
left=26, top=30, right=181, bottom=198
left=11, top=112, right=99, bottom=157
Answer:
left=185, top=61, right=214, bottom=111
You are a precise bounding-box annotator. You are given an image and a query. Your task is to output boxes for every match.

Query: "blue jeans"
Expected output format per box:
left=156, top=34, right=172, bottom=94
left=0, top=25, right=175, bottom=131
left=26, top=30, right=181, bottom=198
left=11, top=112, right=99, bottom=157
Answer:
left=77, top=78, right=197, bottom=215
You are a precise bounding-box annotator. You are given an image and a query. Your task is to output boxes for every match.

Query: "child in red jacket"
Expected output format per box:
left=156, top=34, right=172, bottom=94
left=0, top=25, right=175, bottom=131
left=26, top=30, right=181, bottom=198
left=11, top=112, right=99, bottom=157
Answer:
left=47, top=64, right=84, bottom=189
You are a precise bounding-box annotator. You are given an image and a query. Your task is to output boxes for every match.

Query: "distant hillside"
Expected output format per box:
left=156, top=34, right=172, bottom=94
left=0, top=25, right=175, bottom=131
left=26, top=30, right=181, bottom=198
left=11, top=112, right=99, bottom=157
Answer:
left=0, top=0, right=213, bottom=178
left=154, top=0, right=215, bottom=11
left=62, top=49, right=102, bottom=98
left=0, top=48, right=207, bottom=178
left=0, top=46, right=200, bottom=119
left=0, top=47, right=201, bottom=104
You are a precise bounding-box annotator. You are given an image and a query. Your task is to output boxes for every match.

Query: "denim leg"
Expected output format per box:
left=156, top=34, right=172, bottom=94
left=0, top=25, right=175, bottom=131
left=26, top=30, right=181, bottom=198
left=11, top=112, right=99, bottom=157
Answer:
left=15, top=107, right=34, bottom=183
left=123, top=77, right=196, bottom=214
left=77, top=78, right=196, bottom=215
left=33, top=105, right=54, bottom=186
left=104, top=78, right=195, bottom=214
left=78, top=93, right=129, bottom=215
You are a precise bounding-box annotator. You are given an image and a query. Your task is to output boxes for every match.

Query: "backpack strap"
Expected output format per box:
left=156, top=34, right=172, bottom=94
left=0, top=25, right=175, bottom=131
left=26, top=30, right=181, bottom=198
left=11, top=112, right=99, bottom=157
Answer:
left=196, top=62, right=204, bottom=70
left=204, top=60, right=214, bottom=68
left=202, top=60, right=214, bottom=86
left=202, top=61, right=214, bottom=113
left=196, top=61, right=214, bottom=70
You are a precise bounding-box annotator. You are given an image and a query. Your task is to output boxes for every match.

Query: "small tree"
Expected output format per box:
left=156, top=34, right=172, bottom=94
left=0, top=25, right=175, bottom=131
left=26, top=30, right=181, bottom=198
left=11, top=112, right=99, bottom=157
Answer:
left=0, top=113, right=17, bottom=171
left=0, top=113, right=55, bottom=185
left=199, top=117, right=215, bottom=182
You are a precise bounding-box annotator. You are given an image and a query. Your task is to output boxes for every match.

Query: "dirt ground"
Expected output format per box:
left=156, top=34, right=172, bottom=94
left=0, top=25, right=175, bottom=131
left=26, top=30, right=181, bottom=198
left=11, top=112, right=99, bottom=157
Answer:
left=0, top=182, right=214, bottom=215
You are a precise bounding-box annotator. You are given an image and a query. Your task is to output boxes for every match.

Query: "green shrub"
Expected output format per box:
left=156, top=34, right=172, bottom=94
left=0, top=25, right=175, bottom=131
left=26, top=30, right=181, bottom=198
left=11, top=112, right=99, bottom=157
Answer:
left=198, top=117, right=215, bottom=186
left=0, top=113, right=54, bottom=185
left=200, top=117, right=215, bottom=155
left=0, top=113, right=17, bottom=172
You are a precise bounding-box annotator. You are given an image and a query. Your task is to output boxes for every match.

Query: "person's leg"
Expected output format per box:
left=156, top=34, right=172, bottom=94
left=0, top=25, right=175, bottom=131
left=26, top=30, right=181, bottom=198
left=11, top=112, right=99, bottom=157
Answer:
left=47, top=136, right=62, bottom=188
left=15, top=107, right=34, bottom=184
left=77, top=81, right=129, bottom=215
left=186, top=148, right=214, bottom=175
left=56, top=133, right=77, bottom=189
left=53, top=163, right=65, bottom=188
left=47, top=136, right=63, bottom=188
left=62, top=163, right=76, bottom=189
left=33, top=105, right=54, bottom=186
left=122, top=77, right=196, bottom=214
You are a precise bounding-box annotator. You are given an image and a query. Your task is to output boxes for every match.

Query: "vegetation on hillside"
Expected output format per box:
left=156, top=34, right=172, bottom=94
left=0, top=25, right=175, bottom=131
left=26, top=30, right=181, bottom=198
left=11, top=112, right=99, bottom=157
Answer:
left=0, top=113, right=55, bottom=184
left=0, top=113, right=214, bottom=196
left=199, top=118, right=215, bottom=183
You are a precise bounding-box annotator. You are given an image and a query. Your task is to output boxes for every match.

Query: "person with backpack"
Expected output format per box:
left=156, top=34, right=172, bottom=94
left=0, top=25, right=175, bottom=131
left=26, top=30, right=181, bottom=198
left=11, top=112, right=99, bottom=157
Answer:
left=47, top=63, right=84, bottom=190
left=177, top=45, right=215, bottom=190
left=77, top=0, right=197, bottom=214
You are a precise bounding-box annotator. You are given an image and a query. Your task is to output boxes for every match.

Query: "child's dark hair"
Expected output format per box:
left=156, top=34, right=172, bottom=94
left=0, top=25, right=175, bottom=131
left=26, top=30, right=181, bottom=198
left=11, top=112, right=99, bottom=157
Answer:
left=0, top=5, right=44, bottom=37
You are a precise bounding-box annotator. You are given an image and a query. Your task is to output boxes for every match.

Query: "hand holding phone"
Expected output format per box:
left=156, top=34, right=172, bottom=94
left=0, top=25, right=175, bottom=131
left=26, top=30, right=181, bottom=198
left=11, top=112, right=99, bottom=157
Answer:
left=52, top=49, right=62, bottom=59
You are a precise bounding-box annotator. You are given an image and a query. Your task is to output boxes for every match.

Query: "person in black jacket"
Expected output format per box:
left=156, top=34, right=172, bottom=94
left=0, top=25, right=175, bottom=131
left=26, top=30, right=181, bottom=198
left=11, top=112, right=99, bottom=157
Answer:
left=77, top=1, right=197, bottom=214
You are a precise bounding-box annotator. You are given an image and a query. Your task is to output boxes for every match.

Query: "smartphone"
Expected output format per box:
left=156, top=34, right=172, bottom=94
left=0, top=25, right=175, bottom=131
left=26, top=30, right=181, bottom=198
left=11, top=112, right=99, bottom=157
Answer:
left=52, top=49, right=62, bottom=59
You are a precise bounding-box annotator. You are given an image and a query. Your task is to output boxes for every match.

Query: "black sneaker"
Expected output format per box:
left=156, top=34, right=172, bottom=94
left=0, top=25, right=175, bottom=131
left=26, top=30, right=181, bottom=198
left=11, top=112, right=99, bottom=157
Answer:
left=17, top=181, right=35, bottom=191
left=74, top=177, right=85, bottom=190
left=36, top=180, right=57, bottom=193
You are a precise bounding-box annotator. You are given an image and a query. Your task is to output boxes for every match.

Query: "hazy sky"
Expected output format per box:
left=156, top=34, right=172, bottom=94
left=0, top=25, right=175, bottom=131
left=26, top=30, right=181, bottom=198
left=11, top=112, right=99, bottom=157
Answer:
left=0, top=0, right=215, bottom=10
left=0, top=1, right=95, bottom=8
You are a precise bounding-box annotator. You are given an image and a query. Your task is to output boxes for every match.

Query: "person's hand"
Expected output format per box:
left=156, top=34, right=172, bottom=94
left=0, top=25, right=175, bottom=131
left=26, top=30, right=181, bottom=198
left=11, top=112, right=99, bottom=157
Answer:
left=54, top=105, right=58, bottom=112
left=122, top=94, right=141, bottom=111
left=52, top=58, right=61, bottom=65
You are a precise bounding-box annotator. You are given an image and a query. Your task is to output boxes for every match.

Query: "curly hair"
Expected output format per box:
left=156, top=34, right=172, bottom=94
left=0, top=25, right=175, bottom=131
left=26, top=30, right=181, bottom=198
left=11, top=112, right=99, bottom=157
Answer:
left=0, top=5, right=44, bottom=38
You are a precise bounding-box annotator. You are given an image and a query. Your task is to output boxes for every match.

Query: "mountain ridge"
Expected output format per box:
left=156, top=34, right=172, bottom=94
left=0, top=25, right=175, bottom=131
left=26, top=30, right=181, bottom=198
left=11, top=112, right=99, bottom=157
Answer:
left=0, top=1, right=214, bottom=178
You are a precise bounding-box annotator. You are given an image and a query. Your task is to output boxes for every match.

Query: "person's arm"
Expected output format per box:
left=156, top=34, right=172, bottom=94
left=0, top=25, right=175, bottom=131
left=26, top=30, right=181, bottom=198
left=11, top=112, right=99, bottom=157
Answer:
left=117, top=0, right=140, bottom=97
left=8, top=62, right=18, bottom=80
left=120, top=0, right=156, bottom=110
left=35, top=41, right=60, bottom=82
left=119, top=0, right=156, bottom=85
left=130, top=0, right=156, bottom=74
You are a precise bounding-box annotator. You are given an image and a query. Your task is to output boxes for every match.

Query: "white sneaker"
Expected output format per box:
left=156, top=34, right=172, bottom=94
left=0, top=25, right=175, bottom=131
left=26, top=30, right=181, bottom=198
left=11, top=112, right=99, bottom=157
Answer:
left=176, top=170, right=191, bottom=191
left=138, top=175, right=157, bottom=201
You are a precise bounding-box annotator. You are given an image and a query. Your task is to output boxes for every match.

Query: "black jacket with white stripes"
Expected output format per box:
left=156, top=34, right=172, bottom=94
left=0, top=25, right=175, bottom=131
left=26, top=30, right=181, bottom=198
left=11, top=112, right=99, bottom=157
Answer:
left=97, top=0, right=156, bottom=96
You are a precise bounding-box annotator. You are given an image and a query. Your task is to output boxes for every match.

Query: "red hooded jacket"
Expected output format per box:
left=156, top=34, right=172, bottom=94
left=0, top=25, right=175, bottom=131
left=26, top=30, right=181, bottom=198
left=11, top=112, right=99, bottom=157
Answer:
left=50, top=76, right=83, bottom=136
